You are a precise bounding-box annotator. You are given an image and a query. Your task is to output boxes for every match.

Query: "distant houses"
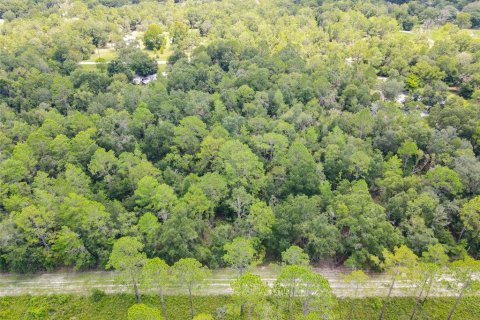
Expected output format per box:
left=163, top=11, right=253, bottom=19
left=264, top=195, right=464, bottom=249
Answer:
left=132, top=73, right=158, bottom=85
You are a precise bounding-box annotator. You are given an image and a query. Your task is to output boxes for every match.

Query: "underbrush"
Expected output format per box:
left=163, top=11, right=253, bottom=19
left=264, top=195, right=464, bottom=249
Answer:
left=0, top=294, right=478, bottom=319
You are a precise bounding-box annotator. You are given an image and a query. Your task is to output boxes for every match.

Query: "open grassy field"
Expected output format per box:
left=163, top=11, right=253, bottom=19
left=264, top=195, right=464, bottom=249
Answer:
left=0, top=294, right=479, bottom=320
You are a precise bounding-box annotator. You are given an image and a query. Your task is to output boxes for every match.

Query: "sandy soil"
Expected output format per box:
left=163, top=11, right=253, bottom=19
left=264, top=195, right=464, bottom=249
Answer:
left=0, top=267, right=459, bottom=297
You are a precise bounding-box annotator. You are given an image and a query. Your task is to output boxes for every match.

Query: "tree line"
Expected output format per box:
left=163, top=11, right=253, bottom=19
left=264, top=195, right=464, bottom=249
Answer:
left=109, top=236, right=480, bottom=320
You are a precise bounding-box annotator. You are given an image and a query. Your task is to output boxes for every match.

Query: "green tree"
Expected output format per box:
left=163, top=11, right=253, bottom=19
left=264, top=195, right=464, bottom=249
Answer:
left=141, top=258, right=170, bottom=320
left=298, top=270, right=334, bottom=319
left=426, top=166, right=464, bottom=198
left=118, top=48, right=158, bottom=77
left=281, top=245, right=309, bottom=266
left=138, top=213, right=161, bottom=255
left=458, top=196, right=480, bottom=240
left=343, top=270, right=369, bottom=320
left=371, top=245, right=419, bottom=320
left=144, top=24, right=165, bottom=51
left=245, top=200, right=275, bottom=240
left=446, top=257, right=480, bottom=320
left=173, top=116, right=208, bottom=155
left=271, top=191, right=341, bottom=262
left=273, top=265, right=307, bottom=320
left=223, top=237, right=257, bottom=275
left=60, top=194, right=113, bottom=265
left=107, top=237, right=147, bottom=303
left=173, top=258, right=211, bottom=319
left=15, top=205, right=56, bottom=251
left=456, top=12, right=472, bottom=28
left=218, top=140, right=265, bottom=194
left=231, top=272, right=269, bottom=319
left=281, top=141, right=321, bottom=196
left=397, top=140, right=422, bottom=173
left=227, top=187, right=253, bottom=220
left=410, top=244, right=449, bottom=320
left=88, top=148, right=118, bottom=179
left=334, top=180, right=402, bottom=266
left=170, top=21, right=189, bottom=45
left=51, top=226, right=91, bottom=270
left=135, top=177, right=178, bottom=222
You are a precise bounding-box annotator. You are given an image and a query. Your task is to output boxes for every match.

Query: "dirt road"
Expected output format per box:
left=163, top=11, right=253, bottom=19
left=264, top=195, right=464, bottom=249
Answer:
left=0, top=266, right=458, bottom=298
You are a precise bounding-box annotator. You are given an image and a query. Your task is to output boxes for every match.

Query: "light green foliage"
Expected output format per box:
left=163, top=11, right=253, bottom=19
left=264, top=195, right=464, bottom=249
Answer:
left=398, top=140, right=422, bottom=172
left=141, top=258, right=170, bottom=291
left=144, top=24, right=165, bottom=51
left=273, top=265, right=309, bottom=317
left=138, top=213, right=161, bottom=244
left=459, top=196, right=480, bottom=236
left=170, top=21, right=189, bottom=45
left=223, top=237, right=258, bottom=275
left=343, top=269, right=369, bottom=290
left=281, top=245, right=309, bottom=266
left=456, top=12, right=472, bottom=29
left=142, top=258, right=170, bottom=319
left=88, top=148, right=118, bottom=178
left=343, top=269, right=369, bottom=320
left=14, top=205, right=56, bottom=249
left=372, top=245, right=419, bottom=275
left=128, top=304, right=163, bottom=320
left=182, top=184, right=214, bottom=221
left=107, top=237, right=147, bottom=302
left=1, top=295, right=480, bottom=319
left=281, top=140, right=321, bottom=196
left=173, top=258, right=211, bottom=319
left=409, top=244, right=449, bottom=319
left=51, top=226, right=91, bottom=269
left=426, top=166, right=464, bottom=198
left=192, top=314, right=214, bottom=320
left=371, top=245, right=419, bottom=320
left=173, top=116, right=208, bottom=155
left=218, top=140, right=265, bottom=194
left=135, top=177, right=177, bottom=221
left=274, top=265, right=334, bottom=319
left=245, top=200, right=275, bottom=239
left=231, top=272, right=269, bottom=319
left=446, top=256, right=480, bottom=320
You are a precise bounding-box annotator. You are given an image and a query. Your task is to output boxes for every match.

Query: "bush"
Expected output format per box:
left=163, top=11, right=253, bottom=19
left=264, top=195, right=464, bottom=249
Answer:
left=90, top=289, right=107, bottom=302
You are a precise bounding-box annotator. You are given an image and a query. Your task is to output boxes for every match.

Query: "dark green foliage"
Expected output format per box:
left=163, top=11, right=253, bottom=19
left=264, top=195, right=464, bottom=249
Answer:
left=108, top=48, right=158, bottom=78
left=99, top=0, right=132, bottom=8
left=90, top=289, right=107, bottom=302
left=0, top=0, right=480, bottom=274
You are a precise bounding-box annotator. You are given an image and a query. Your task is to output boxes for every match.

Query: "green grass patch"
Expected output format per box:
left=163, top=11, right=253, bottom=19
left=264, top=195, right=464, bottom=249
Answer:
left=0, top=294, right=479, bottom=320
left=78, top=64, right=101, bottom=71
left=145, top=47, right=173, bottom=62
left=86, top=48, right=118, bottom=62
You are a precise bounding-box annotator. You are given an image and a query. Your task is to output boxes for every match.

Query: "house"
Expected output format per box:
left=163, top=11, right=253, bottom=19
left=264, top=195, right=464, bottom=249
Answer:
left=132, top=73, right=157, bottom=85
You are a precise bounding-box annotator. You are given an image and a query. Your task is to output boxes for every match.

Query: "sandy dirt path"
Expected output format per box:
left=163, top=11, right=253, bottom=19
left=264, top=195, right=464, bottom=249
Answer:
left=0, top=267, right=459, bottom=298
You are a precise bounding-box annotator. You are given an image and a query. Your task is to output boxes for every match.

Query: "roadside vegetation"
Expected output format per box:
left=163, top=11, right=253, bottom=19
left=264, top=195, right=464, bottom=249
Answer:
left=1, top=294, right=480, bottom=320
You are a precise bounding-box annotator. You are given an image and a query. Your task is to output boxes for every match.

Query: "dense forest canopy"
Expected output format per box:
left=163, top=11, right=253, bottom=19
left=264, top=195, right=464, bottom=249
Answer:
left=0, top=0, right=479, bottom=274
